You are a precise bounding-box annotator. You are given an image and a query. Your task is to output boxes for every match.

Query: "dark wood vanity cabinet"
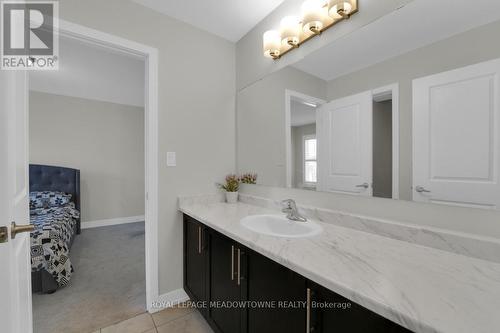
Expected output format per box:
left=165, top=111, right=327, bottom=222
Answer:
left=307, top=281, right=411, bottom=333
left=183, top=215, right=208, bottom=315
left=206, top=230, right=247, bottom=333
left=246, top=249, right=307, bottom=333
left=183, top=214, right=412, bottom=333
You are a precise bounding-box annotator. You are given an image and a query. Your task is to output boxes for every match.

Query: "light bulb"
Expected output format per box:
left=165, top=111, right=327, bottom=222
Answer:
left=263, top=30, right=281, bottom=59
left=328, top=0, right=353, bottom=19
left=301, top=0, right=327, bottom=34
left=280, top=16, right=301, bottom=47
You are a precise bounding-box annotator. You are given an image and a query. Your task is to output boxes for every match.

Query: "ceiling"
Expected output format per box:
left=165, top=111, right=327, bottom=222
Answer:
left=293, top=0, right=500, bottom=81
left=132, top=0, right=285, bottom=42
left=291, top=101, right=316, bottom=127
left=30, top=36, right=145, bottom=107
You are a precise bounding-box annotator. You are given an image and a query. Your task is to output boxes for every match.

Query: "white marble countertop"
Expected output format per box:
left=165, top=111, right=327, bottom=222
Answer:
left=178, top=200, right=500, bottom=333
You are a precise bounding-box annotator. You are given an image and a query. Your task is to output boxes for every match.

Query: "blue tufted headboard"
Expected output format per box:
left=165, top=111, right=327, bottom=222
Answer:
left=29, top=164, right=81, bottom=234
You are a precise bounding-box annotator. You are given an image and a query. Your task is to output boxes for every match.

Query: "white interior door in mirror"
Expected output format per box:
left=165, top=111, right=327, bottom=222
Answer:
left=317, top=91, right=373, bottom=196
left=413, top=58, right=500, bottom=209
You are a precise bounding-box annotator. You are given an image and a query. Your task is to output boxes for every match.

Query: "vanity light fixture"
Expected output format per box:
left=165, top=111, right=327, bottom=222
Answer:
left=263, top=0, right=358, bottom=60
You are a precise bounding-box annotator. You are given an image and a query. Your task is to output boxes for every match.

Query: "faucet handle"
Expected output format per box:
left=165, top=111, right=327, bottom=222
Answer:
left=281, top=199, right=296, bottom=211
left=281, top=199, right=307, bottom=222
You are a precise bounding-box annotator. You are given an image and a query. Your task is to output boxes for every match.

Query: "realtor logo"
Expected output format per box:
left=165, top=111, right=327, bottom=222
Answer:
left=1, top=1, right=58, bottom=70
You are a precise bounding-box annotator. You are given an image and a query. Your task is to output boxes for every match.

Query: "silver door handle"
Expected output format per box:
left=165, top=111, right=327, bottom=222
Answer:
left=415, top=185, right=431, bottom=193
left=355, top=183, right=369, bottom=189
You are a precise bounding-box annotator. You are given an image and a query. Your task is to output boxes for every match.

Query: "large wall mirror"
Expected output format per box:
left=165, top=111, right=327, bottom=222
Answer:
left=236, top=17, right=500, bottom=209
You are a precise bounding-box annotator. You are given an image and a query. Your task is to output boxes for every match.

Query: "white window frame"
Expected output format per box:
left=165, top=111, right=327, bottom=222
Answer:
left=303, top=134, right=317, bottom=186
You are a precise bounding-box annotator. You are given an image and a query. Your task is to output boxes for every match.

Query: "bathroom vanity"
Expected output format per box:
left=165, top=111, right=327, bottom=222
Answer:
left=179, top=195, right=500, bottom=333
left=183, top=214, right=409, bottom=333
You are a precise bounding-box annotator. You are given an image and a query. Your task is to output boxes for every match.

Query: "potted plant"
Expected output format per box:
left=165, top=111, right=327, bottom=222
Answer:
left=240, top=173, right=257, bottom=185
left=218, top=174, right=240, bottom=204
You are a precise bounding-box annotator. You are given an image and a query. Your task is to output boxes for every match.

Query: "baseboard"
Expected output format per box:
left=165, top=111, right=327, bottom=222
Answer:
left=149, top=289, right=190, bottom=313
left=81, top=215, right=145, bottom=229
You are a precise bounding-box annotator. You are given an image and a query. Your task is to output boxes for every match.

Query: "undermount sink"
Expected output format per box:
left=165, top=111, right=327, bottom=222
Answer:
left=240, top=214, right=322, bottom=238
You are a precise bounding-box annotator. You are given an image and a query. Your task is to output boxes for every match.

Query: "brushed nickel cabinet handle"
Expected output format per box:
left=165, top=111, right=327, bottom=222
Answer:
left=237, top=248, right=241, bottom=286
left=306, top=288, right=311, bottom=333
left=231, top=245, right=235, bottom=281
left=198, top=226, right=202, bottom=254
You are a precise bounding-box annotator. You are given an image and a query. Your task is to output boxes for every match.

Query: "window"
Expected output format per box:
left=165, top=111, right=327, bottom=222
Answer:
left=303, top=135, right=317, bottom=184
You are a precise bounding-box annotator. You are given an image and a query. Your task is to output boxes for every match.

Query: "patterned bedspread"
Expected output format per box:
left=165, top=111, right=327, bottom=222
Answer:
left=30, top=203, right=80, bottom=287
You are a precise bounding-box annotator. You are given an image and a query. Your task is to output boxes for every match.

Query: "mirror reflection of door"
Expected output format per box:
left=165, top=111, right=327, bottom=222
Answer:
left=413, top=59, right=500, bottom=209
left=316, top=91, right=373, bottom=196
left=316, top=90, right=397, bottom=199
left=289, top=88, right=398, bottom=199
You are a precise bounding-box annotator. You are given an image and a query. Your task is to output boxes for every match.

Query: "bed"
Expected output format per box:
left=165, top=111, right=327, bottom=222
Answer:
left=29, top=164, right=81, bottom=294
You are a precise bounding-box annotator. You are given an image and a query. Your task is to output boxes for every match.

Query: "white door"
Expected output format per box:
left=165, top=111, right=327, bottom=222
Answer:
left=413, top=59, right=500, bottom=208
left=0, top=71, right=33, bottom=333
left=317, top=91, right=373, bottom=195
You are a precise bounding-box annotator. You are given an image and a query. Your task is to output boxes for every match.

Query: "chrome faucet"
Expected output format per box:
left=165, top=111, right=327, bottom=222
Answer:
left=281, top=199, right=307, bottom=222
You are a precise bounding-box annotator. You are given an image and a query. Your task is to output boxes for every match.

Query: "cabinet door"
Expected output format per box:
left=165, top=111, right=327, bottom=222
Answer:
left=208, top=230, right=246, bottom=333
left=308, top=282, right=411, bottom=333
left=183, top=215, right=207, bottom=308
left=246, top=250, right=306, bottom=333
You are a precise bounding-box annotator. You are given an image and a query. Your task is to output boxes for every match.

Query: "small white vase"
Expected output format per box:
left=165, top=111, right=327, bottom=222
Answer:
left=225, top=191, right=238, bottom=204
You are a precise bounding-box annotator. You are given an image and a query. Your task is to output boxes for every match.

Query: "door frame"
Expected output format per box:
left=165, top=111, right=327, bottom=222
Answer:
left=372, top=83, right=400, bottom=200
left=285, top=89, right=326, bottom=188
left=32, top=19, right=160, bottom=312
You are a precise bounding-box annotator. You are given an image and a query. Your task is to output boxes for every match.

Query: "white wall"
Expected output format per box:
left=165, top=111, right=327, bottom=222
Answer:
left=237, top=66, right=326, bottom=186
left=326, top=19, right=500, bottom=200
left=29, top=92, right=145, bottom=223
left=30, top=36, right=145, bottom=107
left=56, top=0, right=236, bottom=295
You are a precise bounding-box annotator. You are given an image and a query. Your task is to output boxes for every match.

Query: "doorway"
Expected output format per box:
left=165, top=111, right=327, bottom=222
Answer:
left=372, top=84, right=399, bottom=199
left=29, top=33, right=149, bottom=333
left=285, top=90, right=326, bottom=189
left=1, top=19, right=159, bottom=333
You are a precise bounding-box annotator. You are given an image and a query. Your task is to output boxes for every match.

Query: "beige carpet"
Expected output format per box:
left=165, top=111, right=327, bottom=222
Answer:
left=32, top=222, right=146, bottom=333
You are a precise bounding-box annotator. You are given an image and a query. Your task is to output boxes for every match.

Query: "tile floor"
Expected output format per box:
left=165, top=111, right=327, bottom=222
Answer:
left=92, top=304, right=213, bottom=333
